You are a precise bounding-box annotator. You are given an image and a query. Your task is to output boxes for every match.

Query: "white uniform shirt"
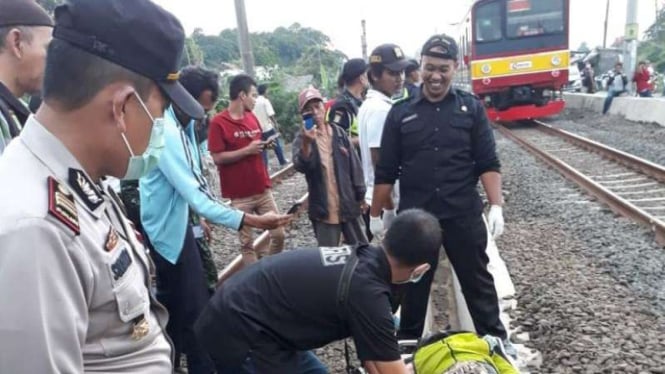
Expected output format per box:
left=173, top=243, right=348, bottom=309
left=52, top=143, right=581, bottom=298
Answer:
left=358, top=89, right=399, bottom=205
left=0, top=117, right=172, bottom=373
left=253, top=95, right=275, bottom=132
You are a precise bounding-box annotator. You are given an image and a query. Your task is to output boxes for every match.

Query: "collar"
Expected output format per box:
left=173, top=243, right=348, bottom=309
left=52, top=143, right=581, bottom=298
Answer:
left=220, top=109, right=252, bottom=126
left=413, top=86, right=458, bottom=105
left=0, top=81, right=30, bottom=124
left=21, top=116, right=106, bottom=218
left=343, top=89, right=363, bottom=107
left=366, top=88, right=393, bottom=105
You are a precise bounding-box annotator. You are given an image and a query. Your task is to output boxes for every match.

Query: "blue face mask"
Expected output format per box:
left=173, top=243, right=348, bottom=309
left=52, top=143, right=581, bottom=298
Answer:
left=120, top=93, right=165, bottom=180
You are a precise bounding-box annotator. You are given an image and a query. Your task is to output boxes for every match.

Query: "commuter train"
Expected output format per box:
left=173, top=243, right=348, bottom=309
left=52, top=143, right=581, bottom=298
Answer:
left=456, top=0, right=570, bottom=122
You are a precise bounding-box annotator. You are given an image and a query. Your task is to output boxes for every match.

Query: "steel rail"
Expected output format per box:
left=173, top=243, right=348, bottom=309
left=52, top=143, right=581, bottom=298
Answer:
left=498, top=122, right=665, bottom=245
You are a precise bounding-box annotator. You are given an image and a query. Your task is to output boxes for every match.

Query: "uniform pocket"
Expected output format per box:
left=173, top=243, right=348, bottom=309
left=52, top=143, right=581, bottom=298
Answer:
left=107, top=248, right=148, bottom=323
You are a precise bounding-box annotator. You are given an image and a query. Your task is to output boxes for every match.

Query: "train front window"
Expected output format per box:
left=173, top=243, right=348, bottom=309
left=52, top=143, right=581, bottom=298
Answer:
left=475, top=1, right=502, bottom=42
left=506, top=0, right=565, bottom=38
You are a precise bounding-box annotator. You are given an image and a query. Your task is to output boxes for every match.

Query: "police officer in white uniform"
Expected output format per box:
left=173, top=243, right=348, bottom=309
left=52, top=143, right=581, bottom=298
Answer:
left=0, top=0, right=205, bottom=372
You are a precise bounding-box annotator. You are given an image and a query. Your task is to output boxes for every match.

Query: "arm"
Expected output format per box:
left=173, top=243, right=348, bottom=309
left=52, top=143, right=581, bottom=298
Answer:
left=344, top=129, right=366, bottom=202
left=480, top=171, right=503, bottom=206
left=0, top=221, right=87, bottom=373
left=364, top=360, right=409, bottom=374
left=370, top=108, right=402, bottom=216
left=470, top=97, right=501, bottom=179
left=368, top=107, right=395, bottom=210
left=292, top=130, right=317, bottom=173
left=212, top=140, right=263, bottom=165
left=159, top=124, right=243, bottom=229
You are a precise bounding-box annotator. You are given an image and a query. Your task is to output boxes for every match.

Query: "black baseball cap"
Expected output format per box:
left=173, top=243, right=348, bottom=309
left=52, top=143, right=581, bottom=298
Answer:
left=405, top=59, right=420, bottom=75
left=0, top=0, right=52, bottom=28
left=342, top=58, right=368, bottom=83
left=369, top=44, right=411, bottom=72
left=52, top=0, right=204, bottom=120
left=421, top=34, right=459, bottom=60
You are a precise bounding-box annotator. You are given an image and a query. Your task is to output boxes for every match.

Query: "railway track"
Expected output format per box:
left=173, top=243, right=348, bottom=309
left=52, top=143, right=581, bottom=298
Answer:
left=216, top=163, right=309, bottom=285
left=498, top=120, right=665, bottom=245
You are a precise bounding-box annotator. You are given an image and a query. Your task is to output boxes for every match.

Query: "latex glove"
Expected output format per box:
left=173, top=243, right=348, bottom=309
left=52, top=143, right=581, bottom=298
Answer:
left=382, top=208, right=397, bottom=230
left=369, top=215, right=384, bottom=239
left=487, top=205, right=504, bottom=239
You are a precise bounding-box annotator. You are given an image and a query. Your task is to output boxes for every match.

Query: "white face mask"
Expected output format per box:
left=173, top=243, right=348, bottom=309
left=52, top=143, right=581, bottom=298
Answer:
left=120, top=92, right=165, bottom=180
left=393, top=266, right=430, bottom=285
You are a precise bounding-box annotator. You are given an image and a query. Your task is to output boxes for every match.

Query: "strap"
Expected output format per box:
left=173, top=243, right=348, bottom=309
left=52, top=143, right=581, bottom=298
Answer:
left=336, top=247, right=359, bottom=374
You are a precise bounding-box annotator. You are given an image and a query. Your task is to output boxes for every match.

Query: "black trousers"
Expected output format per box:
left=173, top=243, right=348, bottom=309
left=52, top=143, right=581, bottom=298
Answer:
left=398, top=214, right=507, bottom=339
left=150, top=225, right=215, bottom=374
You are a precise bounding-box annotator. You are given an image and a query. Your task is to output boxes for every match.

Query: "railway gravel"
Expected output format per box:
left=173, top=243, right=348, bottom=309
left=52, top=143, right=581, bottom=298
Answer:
left=555, top=109, right=665, bottom=165
left=496, top=130, right=665, bottom=372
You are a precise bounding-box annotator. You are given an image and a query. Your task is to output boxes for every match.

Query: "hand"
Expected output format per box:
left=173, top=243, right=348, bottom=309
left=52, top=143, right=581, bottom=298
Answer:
left=302, top=126, right=317, bottom=142
left=360, top=201, right=369, bottom=214
left=382, top=208, right=397, bottom=230
left=487, top=205, right=504, bottom=239
left=245, top=211, right=291, bottom=230
left=245, top=139, right=265, bottom=155
left=369, top=215, right=384, bottom=239
left=199, top=218, right=212, bottom=243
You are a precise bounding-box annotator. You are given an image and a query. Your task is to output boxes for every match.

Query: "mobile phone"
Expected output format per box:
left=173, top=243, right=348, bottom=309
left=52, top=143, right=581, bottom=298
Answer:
left=286, top=202, right=302, bottom=215
left=265, top=133, right=280, bottom=144
left=302, top=113, right=315, bottom=130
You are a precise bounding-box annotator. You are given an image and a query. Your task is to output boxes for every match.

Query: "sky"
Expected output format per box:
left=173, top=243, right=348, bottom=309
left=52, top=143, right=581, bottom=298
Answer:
left=152, top=0, right=659, bottom=59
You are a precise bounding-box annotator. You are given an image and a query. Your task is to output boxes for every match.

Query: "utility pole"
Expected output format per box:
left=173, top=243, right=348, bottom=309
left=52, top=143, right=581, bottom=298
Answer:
left=624, top=0, right=639, bottom=93
left=234, top=0, right=255, bottom=77
left=361, top=19, right=367, bottom=60
left=603, top=0, right=610, bottom=48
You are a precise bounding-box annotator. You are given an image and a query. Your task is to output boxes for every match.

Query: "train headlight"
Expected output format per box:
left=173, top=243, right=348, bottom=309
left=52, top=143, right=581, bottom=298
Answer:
left=481, top=64, right=492, bottom=74
left=551, top=56, right=562, bottom=66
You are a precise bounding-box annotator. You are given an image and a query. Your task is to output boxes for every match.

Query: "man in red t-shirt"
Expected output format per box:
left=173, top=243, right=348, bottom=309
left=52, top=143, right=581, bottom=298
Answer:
left=208, top=74, right=285, bottom=267
left=633, top=61, right=653, bottom=97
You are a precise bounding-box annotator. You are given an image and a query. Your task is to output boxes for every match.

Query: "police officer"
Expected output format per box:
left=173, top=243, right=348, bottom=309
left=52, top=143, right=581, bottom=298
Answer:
left=370, top=35, right=508, bottom=342
left=328, top=58, right=368, bottom=145
left=0, top=0, right=52, bottom=154
left=0, top=0, right=202, bottom=372
left=195, top=209, right=442, bottom=374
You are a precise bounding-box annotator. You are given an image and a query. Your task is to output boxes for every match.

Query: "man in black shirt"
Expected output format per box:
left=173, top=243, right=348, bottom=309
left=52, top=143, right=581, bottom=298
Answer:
left=369, top=34, right=507, bottom=342
left=195, top=209, right=442, bottom=374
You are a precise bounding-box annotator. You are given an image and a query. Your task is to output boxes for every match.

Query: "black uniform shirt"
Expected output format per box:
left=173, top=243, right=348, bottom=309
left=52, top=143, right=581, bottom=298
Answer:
left=210, top=245, right=400, bottom=362
left=328, top=89, right=362, bottom=135
left=374, top=88, right=500, bottom=219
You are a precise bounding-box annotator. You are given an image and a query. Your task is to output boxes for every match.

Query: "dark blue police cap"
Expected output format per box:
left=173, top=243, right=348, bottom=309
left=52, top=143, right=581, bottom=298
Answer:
left=52, top=0, right=204, bottom=120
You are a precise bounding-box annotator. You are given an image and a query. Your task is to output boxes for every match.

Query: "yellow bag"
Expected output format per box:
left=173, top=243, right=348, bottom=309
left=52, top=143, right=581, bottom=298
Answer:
left=412, top=332, right=518, bottom=374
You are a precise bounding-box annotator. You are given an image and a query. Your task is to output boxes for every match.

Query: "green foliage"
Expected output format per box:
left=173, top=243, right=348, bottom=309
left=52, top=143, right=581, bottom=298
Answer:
left=639, top=6, right=665, bottom=72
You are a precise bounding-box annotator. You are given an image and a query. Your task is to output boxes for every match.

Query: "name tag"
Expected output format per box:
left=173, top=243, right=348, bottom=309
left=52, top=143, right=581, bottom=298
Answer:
left=111, top=248, right=133, bottom=280
left=319, top=245, right=352, bottom=267
left=402, top=114, right=418, bottom=123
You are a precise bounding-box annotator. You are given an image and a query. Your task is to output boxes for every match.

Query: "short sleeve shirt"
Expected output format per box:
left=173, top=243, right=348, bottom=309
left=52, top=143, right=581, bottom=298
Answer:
left=208, top=110, right=271, bottom=199
left=253, top=95, right=275, bottom=132
left=208, top=245, right=400, bottom=362
left=358, top=89, right=393, bottom=204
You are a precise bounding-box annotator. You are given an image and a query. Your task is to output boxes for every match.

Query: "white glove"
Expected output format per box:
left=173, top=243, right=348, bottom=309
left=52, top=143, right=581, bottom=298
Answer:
left=487, top=205, right=504, bottom=239
left=369, top=215, right=384, bottom=239
left=382, top=209, right=397, bottom=230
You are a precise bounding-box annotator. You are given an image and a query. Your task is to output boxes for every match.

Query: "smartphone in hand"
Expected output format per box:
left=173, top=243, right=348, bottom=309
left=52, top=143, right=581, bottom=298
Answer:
left=265, top=133, right=280, bottom=144
left=286, top=202, right=302, bottom=215
left=302, top=113, right=315, bottom=130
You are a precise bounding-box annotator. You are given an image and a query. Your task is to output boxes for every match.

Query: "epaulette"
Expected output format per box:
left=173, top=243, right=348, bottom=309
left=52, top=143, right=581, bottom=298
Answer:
left=47, top=176, right=80, bottom=235
left=455, top=88, right=480, bottom=100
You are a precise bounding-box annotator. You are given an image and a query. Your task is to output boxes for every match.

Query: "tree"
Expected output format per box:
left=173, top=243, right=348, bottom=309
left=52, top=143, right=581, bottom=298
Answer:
left=639, top=5, right=665, bottom=72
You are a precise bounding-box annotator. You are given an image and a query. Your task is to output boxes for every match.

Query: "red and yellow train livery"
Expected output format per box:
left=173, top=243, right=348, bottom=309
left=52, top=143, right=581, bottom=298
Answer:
left=458, top=0, right=570, bottom=122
